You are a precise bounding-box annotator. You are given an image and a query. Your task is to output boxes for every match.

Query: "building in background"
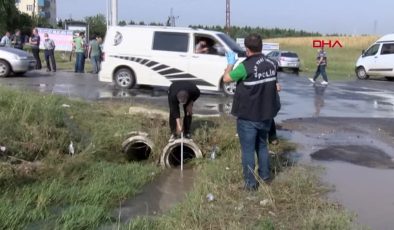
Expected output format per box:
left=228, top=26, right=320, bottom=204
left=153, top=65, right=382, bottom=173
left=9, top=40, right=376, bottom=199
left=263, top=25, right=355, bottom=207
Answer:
left=15, top=0, right=57, bottom=25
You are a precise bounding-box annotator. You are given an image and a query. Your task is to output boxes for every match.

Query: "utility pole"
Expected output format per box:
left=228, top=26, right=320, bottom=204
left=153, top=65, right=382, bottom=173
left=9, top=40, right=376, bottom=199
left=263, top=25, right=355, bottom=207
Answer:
left=111, top=0, right=118, bottom=26
left=225, top=0, right=230, bottom=34
left=167, top=8, right=178, bottom=27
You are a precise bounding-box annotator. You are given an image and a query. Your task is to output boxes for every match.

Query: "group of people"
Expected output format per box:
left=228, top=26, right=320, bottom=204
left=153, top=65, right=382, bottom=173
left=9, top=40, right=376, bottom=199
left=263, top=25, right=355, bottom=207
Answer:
left=1, top=29, right=103, bottom=74
left=72, top=32, right=103, bottom=74
left=0, top=30, right=24, bottom=49
left=0, top=28, right=56, bottom=71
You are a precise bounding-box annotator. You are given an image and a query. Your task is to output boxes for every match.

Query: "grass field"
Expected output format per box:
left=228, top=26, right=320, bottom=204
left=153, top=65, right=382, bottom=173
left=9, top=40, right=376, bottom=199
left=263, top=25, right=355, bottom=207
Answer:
left=266, top=36, right=378, bottom=80
left=0, top=87, right=364, bottom=229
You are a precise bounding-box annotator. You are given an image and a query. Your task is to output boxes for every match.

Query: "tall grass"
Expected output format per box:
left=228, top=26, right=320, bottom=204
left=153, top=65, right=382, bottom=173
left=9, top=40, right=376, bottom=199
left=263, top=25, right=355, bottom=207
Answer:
left=266, top=36, right=378, bottom=80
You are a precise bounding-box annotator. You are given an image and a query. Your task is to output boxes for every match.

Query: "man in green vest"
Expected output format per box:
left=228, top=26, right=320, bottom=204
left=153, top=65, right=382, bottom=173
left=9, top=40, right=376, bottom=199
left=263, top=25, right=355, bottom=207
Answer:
left=223, top=34, right=280, bottom=191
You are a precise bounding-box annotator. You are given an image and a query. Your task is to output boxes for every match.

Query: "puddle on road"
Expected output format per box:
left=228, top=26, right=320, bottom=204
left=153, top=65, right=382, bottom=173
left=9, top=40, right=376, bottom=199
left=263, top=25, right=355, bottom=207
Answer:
left=311, top=145, right=394, bottom=169
left=279, top=117, right=394, bottom=229
left=101, top=166, right=197, bottom=229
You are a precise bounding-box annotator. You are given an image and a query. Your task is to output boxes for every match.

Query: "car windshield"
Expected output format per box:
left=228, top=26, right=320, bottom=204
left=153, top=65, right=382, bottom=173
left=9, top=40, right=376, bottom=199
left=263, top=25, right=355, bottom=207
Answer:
left=217, top=33, right=246, bottom=57
left=282, top=52, right=298, bottom=58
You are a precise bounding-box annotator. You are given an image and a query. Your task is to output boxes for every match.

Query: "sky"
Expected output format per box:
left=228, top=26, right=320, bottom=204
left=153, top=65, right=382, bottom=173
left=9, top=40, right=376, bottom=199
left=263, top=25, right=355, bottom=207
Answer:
left=57, top=0, right=394, bottom=35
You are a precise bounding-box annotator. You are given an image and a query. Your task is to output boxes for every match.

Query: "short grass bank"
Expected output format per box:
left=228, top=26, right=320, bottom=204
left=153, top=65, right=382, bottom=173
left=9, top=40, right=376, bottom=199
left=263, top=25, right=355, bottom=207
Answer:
left=266, top=36, right=378, bottom=80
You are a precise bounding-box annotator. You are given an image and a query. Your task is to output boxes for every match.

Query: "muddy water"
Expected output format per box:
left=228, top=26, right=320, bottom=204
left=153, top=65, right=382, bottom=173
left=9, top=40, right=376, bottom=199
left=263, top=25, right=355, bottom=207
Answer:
left=280, top=117, right=394, bottom=229
left=101, top=166, right=197, bottom=229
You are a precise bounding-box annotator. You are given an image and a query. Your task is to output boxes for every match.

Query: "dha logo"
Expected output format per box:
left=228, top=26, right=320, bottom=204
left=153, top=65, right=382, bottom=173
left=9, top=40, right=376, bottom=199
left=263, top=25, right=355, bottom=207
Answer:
left=313, top=40, right=343, bottom=48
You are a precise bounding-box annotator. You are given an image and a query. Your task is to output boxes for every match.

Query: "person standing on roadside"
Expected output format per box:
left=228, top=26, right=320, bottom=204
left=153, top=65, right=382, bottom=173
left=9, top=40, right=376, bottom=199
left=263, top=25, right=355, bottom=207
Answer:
left=30, top=28, right=42, bottom=69
left=88, top=35, right=101, bottom=74
left=309, top=47, right=328, bottom=85
left=167, top=81, right=200, bottom=142
left=73, top=32, right=85, bottom=73
left=223, top=34, right=280, bottom=191
left=43, top=33, right=56, bottom=72
left=11, top=29, right=23, bottom=49
left=0, top=32, right=12, bottom=47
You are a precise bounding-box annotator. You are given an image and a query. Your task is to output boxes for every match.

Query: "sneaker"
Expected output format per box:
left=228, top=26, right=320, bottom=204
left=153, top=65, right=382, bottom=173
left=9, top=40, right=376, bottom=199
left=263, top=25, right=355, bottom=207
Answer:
left=321, top=81, right=328, bottom=85
left=308, top=78, right=315, bottom=83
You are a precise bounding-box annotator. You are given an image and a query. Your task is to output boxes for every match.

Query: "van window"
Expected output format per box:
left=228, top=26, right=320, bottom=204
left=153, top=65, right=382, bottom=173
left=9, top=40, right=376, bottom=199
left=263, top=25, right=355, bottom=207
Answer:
left=364, top=44, right=380, bottom=57
left=380, top=43, right=394, bottom=55
left=194, top=36, right=225, bottom=56
left=217, top=33, right=246, bottom=57
left=153, top=32, right=189, bottom=52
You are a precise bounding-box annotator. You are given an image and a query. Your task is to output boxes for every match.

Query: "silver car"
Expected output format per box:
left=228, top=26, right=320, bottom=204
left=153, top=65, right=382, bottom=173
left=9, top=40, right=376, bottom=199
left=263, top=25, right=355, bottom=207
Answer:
left=267, top=50, right=300, bottom=73
left=0, top=47, right=36, bottom=77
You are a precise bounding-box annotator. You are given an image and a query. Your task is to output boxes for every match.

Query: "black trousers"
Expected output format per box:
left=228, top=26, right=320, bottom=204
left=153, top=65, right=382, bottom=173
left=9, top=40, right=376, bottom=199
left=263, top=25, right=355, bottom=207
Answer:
left=32, top=48, right=42, bottom=69
left=44, top=49, right=56, bottom=71
left=169, top=103, right=193, bottom=135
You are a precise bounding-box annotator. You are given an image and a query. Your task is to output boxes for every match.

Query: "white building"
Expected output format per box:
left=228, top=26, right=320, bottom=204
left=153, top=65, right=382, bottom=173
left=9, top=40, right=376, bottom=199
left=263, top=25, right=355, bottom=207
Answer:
left=15, top=0, right=57, bottom=25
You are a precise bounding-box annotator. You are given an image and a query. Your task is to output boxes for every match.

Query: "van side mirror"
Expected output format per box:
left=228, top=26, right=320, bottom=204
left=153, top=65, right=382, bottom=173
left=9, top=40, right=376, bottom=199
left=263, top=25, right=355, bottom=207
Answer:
left=361, top=49, right=365, bottom=55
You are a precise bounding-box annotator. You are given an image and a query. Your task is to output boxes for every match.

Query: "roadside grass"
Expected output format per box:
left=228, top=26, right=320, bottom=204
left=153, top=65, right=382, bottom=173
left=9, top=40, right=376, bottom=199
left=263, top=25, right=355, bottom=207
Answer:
left=122, top=118, right=364, bottom=230
left=0, top=87, right=161, bottom=229
left=266, top=36, right=378, bottom=80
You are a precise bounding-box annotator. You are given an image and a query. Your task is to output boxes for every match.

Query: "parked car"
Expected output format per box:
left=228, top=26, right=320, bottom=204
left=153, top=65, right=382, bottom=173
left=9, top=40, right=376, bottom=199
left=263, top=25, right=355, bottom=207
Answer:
left=355, top=34, right=394, bottom=80
left=99, top=25, right=247, bottom=96
left=266, top=50, right=300, bottom=73
left=0, top=46, right=36, bottom=77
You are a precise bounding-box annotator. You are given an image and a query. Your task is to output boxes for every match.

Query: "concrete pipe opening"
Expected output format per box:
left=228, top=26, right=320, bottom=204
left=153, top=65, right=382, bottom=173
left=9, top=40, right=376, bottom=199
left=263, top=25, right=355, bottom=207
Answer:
left=161, top=139, right=203, bottom=168
left=122, top=132, right=154, bottom=162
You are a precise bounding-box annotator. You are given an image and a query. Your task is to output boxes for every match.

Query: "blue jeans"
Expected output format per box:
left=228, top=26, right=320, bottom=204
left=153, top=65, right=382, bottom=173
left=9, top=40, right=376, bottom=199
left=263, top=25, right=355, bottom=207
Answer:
left=90, top=55, right=100, bottom=74
left=237, top=118, right=272, bottom=189
left=75, top=52, right=85, bottom=73
left=313, top=65, right=328, bottom=82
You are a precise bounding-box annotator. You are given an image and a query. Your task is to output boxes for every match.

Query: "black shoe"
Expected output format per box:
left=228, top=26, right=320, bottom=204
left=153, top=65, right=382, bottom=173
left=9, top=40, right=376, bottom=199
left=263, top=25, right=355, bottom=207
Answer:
left=185, top=133, right=192, bottom=139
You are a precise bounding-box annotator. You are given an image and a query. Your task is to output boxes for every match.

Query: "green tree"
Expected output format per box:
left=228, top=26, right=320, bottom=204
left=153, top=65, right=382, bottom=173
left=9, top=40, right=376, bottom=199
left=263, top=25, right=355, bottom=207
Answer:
left=84, top=14, right=107, bottom=38
left=118, top=20, right=127, bottom=26
left=0, top=0, right=20, bottom=34
left=57, top=19, right=64, bottom=29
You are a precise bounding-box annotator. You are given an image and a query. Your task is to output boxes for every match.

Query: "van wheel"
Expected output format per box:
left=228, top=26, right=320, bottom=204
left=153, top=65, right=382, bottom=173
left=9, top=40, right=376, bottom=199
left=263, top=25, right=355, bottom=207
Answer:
left=222, top=82, right=236, bottom=96
left=0, top=60, right=10, bottom=78
left=114, top=68, right=135, bottom=89
left=356, top=67, right=369, bottom=80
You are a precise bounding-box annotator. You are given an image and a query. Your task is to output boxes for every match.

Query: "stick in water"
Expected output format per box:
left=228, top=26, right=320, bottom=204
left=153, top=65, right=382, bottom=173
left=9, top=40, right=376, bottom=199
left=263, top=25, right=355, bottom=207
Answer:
left=181, top=132, right=184, bottom=171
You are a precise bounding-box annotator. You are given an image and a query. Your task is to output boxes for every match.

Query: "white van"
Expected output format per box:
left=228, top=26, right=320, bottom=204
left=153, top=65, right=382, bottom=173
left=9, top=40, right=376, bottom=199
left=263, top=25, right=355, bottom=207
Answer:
left=356, top=34, right=394, bottom=80
left=99, top=26, right=246, bottom=95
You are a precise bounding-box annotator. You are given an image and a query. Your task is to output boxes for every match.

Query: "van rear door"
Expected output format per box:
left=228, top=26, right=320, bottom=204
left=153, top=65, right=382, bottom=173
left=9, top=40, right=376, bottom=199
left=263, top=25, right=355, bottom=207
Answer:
left=374, top=43, right=394, bottom=77
left=150, top=31, right=190, bottom=87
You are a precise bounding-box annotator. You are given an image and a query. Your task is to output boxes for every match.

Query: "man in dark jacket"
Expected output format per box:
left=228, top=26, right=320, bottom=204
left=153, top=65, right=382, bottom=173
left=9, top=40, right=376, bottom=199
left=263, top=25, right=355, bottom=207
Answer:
left=223, top=34, right=280, bottom=191
left=168, top=81, right=200, bottom=142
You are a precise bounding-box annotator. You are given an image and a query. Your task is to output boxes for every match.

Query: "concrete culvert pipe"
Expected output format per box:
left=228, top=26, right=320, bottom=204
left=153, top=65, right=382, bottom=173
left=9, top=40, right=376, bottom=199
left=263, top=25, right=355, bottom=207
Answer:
left=161, top=139, right=202, bottom=168
left=122, top=132, right=154, bottom=162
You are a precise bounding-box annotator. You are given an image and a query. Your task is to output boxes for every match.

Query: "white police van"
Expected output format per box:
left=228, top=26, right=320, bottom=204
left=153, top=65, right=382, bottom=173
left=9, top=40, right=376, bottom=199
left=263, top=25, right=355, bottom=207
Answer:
left=356, top=34, right=394, bottom=80
left=99, top=26, right=246, bottom=95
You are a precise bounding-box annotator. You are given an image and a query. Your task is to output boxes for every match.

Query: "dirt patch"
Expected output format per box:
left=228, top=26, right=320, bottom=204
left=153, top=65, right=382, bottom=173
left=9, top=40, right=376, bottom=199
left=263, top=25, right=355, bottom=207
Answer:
left=311, top=145, right=394, bottom=169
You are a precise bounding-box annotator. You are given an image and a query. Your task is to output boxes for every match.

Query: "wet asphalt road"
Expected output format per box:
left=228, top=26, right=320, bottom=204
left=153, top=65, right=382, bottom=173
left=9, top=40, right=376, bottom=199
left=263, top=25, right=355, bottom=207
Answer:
left=0, top=70, right=393, bottom=119
left=1, top=70, right=394, bottom=228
